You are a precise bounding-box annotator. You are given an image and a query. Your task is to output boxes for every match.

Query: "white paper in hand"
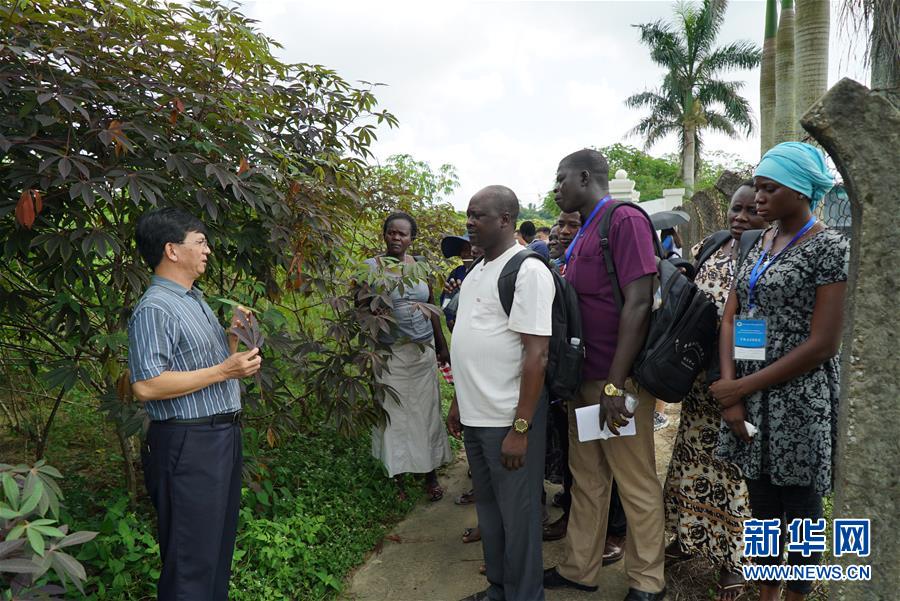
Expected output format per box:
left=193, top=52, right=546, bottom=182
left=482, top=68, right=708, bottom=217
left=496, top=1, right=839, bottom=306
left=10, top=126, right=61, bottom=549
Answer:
left=575, top=394, right=638, bottom=442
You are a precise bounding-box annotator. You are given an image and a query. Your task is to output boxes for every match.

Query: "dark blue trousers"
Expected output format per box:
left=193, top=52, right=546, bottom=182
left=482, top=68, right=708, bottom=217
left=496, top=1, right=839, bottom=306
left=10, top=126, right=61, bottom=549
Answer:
left=142, top=421, right=242, bottom=601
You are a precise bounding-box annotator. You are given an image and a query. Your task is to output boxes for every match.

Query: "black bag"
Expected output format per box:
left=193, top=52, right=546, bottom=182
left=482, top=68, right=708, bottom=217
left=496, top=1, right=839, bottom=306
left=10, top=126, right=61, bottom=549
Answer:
left=597, top=202, right=718, bottom=403
left=482, top=249, right=585, bottom=401
left=693, top=230, right=733, bottom=272
left=692, top=230, right=765, bottom=384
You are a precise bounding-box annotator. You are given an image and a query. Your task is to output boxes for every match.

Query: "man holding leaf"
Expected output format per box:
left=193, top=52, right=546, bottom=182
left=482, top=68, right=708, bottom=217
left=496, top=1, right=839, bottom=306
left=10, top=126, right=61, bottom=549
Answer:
left=127, top=207, right=261, bottom=601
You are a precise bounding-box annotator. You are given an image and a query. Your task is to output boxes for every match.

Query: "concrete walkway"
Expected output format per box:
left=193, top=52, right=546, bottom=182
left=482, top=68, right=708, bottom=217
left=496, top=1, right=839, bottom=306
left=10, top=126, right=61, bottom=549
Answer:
left=344, top=405, right=681, bottom=601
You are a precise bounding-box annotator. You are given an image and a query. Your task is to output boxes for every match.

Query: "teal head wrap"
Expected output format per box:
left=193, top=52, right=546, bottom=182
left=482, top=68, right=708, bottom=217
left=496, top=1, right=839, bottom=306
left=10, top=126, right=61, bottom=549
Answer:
left=754, top=142, right=835, bottom=209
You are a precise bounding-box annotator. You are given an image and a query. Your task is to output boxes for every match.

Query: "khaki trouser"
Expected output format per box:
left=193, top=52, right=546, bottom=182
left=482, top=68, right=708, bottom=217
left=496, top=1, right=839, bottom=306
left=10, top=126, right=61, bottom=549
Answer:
left=557, top=379, right=665, bottom=593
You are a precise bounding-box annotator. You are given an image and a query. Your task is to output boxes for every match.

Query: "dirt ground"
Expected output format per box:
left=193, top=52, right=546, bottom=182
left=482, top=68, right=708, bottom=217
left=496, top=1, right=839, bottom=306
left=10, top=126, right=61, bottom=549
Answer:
left=343, top=403, right=691, bottom=601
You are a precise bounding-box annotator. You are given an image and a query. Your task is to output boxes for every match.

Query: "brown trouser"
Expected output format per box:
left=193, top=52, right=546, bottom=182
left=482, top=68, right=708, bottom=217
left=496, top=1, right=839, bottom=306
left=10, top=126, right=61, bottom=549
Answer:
left=557, top=379, right=665, bottom=593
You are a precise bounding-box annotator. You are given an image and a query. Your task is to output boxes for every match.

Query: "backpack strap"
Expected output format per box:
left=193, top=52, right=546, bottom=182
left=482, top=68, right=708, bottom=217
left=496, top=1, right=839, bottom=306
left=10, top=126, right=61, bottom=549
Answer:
left=597, top=201, right=664, bottom=310
left=736, top=229, right=765, bottom=271
left=693, top=230, right=732, bottom=271
left=497, top=249, right=545, bottom=316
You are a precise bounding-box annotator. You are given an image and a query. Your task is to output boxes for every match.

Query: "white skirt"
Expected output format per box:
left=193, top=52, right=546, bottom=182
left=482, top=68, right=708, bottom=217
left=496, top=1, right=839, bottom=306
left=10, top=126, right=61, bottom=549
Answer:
left=372, top=341, right=452, bottom=477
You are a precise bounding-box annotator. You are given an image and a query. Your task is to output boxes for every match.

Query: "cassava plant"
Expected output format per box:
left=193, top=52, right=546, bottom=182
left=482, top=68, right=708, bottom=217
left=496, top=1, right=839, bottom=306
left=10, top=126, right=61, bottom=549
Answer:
left=0, top=461, right=97, bottom=599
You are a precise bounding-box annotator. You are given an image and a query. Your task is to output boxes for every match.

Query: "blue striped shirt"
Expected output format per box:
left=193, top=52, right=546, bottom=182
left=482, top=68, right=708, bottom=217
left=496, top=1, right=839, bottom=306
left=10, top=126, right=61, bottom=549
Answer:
left=127, top=276, right=240, bottom=420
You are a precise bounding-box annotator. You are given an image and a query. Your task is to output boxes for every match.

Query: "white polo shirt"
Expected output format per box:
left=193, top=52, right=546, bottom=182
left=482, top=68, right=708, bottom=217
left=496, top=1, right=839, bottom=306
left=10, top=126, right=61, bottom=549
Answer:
left=450, top=243, right=555, bottom=427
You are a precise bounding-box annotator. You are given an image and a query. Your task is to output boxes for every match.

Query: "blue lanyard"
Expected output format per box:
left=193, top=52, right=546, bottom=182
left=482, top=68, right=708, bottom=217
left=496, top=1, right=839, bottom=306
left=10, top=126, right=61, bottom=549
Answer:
left=748, top=216, right=816, bottom=310
left=563, top=195, right=611, bottom=265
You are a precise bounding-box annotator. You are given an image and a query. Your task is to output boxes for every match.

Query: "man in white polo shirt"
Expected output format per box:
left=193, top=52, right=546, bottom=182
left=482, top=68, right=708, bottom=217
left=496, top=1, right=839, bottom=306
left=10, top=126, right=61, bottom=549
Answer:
left=448, top=185, right=555, bottom=601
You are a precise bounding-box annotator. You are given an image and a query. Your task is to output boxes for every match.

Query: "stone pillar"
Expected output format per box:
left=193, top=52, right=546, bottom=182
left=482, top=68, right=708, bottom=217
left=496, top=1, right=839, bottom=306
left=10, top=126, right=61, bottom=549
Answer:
left=801, top=78, right=900, bottom=601
left=714, top=170, right=746, bottom=200
left=609, top=169, right=638, bottom=202
left=663, top=188, right=686, bottom=208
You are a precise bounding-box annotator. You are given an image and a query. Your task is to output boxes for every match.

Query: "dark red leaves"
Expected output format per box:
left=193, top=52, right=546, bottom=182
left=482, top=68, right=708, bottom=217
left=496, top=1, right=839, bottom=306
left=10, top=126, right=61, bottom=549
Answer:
left=238, top=156, right=250, bottom=175
left=15, top=189, right=43, bottom=229
left=108, top=120, right=126, bottom=157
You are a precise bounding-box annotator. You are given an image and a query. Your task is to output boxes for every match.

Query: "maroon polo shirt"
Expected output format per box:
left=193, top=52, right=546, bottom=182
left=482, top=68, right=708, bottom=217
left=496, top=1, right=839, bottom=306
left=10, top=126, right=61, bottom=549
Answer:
left=565, top=203, right=658, bottom=381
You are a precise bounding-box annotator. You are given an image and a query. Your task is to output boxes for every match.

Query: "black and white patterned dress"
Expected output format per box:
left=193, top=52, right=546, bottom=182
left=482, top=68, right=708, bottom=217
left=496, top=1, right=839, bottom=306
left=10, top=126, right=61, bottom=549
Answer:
left=717, top=228, right=849, bottom=496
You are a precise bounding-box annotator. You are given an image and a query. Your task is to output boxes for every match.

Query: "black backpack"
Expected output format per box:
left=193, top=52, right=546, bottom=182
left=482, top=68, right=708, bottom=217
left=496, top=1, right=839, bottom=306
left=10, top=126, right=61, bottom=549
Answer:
left=597, top=202, right=718, bottom=403
left=693, top=229, right=765, bottom=384
left=475, top=249, right=585, bottom=401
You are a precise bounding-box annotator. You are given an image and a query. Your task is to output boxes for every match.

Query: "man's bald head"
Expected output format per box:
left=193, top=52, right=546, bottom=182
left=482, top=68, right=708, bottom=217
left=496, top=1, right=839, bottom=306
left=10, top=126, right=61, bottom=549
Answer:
left=472, top=185, right=520, bottom=222
left=466, top=185, right=521, bottom=258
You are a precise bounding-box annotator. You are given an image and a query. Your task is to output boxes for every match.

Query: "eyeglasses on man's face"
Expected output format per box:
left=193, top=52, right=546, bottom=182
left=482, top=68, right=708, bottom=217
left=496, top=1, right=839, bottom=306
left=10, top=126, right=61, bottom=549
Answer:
left=178, top=236, right=210, bottom=249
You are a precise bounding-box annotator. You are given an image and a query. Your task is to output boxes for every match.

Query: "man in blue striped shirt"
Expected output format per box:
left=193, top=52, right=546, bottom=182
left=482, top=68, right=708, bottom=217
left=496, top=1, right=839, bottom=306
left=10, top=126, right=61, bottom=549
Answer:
left=128, top=207, right=261, bottom=601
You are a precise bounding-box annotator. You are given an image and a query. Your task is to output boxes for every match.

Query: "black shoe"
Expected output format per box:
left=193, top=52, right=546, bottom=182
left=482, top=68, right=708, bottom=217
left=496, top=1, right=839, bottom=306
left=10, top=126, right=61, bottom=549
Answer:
left=459, top=590, right=490, bottom=601
left=624, top=587, right=667, bottom=601
left=542, top=567, right=598, bottom=592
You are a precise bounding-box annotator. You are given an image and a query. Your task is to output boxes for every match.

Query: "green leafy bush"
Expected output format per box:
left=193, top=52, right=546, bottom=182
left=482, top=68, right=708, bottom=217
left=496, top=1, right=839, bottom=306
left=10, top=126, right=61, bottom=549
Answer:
left=230, top=431, right=417, bottom=600
left=0, top=461, right=97, bottom=599
left=76, top=496, right=158, bottom=600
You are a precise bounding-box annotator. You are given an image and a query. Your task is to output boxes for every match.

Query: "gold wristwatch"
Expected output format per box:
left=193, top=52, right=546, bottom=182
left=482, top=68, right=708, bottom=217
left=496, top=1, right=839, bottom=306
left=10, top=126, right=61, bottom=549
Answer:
left=513, top=418, right=530, bottom=434
left=604, top=382, right=625, bottom=397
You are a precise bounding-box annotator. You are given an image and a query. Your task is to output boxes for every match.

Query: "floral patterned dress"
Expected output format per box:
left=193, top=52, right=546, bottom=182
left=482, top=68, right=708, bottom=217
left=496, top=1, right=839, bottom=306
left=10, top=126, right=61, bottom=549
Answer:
left=718, top=228, right=849, bottom=497
left=664, top=236, right=751, bottom=572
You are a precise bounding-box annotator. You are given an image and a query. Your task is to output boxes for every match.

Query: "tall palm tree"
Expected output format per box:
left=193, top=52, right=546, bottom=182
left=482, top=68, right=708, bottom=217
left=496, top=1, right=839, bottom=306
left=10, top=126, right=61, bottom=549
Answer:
left=795, top=0, right=830, bottom=121
left=626, top=0, right=761, bottom=197
left=774, top=0, right=796, bottom=142
left=841, top=0, right=900, bottom=90
left=760, top=0, right=778, bottom=155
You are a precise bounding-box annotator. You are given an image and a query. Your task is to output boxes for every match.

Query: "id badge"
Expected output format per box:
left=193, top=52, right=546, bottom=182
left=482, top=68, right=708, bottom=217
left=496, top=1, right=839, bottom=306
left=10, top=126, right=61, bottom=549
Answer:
left=734, top=316, right=767, bottom=361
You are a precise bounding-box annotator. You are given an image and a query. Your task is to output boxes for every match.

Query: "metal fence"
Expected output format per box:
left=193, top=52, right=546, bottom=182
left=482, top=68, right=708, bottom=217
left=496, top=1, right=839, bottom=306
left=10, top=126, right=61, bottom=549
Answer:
left=818, top=184, right=852, bottom=239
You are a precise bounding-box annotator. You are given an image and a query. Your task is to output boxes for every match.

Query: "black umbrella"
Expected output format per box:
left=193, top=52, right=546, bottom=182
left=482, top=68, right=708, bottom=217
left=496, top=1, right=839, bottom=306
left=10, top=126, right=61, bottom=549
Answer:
left=649, top=210, right=690, bottom=230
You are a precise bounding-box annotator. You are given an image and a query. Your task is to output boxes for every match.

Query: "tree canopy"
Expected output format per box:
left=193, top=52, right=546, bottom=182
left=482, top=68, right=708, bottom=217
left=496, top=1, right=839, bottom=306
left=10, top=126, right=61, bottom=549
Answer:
left=0, top=0, right=458, bottom=492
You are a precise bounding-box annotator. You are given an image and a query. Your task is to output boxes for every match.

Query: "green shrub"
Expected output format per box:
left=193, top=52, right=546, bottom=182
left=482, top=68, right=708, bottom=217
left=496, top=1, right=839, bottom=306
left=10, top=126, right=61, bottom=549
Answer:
left=0, top=461, right=97, bottom=599
left=76, top=496, right=158, bottom=600
left=68, top=429, right=418, bottom=600
left=230, top=431, right=416, bottom=600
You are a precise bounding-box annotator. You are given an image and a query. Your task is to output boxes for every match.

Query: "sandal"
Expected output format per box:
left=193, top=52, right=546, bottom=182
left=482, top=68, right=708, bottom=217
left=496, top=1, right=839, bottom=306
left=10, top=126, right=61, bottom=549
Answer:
left=716, top=568, right=745, bottom=601
left=455, top=489, right=476, bottom=505
left=664, top=539, right=692, bottom=565
left=462, top=527, right=482, bottom=544
left=426, top=482, right=444, bottom=502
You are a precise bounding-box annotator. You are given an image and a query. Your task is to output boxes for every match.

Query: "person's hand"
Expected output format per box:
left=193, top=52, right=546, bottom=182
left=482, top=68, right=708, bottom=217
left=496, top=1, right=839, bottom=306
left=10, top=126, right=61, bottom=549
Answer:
left=501, top=430, right=527, bottom=470
left=710, top=378, right=748, bottom=408
left=436, top=346, right=451, bottom=366
left=722, top=402, right=752, bottom=443
left=443, top=278, right=462, bottom=296
left=601, top=389, right=633, bottom=436
left=229, top=305, right=253, bottom=329
left=446, top=398, right=462, bottom=439
left=220, top=347, right=262, bottom=379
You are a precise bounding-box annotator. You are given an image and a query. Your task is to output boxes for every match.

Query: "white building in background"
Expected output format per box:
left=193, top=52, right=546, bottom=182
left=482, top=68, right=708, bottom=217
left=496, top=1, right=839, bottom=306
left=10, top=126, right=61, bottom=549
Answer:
left=608, top=169, right=685, bottom=214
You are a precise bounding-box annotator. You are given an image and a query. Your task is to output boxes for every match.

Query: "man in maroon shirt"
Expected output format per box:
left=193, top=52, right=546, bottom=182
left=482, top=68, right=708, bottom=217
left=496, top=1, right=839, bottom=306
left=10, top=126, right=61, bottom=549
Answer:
left=543, top=149, right=665, bottom=601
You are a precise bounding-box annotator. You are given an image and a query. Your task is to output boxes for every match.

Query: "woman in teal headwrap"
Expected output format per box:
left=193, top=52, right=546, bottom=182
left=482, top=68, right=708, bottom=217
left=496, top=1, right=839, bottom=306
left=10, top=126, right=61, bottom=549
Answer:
left=710, top=142, right=850, bottom=601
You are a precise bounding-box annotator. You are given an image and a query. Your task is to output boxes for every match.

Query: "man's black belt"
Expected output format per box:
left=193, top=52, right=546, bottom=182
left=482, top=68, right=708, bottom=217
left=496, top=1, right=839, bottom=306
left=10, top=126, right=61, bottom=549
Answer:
left=156, top=411, right=242, bottom=426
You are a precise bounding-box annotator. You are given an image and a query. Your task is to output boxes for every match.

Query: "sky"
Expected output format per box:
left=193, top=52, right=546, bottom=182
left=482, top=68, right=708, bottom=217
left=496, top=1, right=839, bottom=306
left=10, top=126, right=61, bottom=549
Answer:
left=242, top=0, right=869, bottom=210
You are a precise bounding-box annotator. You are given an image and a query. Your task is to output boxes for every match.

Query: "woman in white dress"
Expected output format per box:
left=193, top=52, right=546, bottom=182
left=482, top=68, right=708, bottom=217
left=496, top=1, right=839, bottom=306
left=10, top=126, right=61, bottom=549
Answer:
left=365, top=211, right=452, bottom=501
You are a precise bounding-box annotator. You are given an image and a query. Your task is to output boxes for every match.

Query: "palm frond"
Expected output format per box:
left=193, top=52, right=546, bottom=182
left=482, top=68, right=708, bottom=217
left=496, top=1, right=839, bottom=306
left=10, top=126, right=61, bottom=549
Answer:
left=700, top=40, right=762, bottom=74
left=633, top=21, right=687, bottom=71
left=704, top=110, right=740, bottom=138
left=697, top=79, right=755, bottom=134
